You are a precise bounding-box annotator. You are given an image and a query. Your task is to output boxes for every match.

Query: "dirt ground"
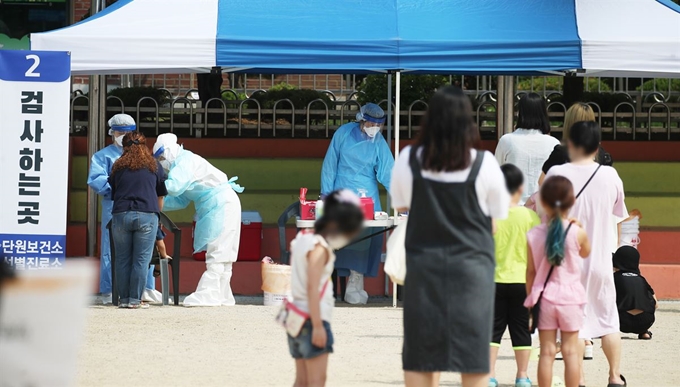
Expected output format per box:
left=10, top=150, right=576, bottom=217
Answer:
left=77, top=299, right=680, bottom=387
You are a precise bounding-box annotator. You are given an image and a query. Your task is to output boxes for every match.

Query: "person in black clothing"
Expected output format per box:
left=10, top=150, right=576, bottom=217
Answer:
left=540, top=103, right=613, bottom=183
left=109, top=132, right=168, bottom=309
left=613, top=246, right=657, bottom=340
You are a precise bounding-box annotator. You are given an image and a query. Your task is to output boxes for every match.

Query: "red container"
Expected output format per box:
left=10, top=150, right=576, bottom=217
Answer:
left=360, top=197, right=374, bottom=220
left=191, top=211, right=263, bottom=261
left=238, top=211, right=263, bottom=261
left=299, top=187, right=316, bottom=220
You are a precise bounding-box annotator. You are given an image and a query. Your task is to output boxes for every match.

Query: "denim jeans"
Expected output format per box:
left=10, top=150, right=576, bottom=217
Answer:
left=112, top=211, right=158, bottom=305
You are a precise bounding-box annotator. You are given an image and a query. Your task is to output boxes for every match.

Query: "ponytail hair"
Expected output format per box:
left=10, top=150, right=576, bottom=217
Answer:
left=540, top=176, right=576, bottom=266
left=546, top=215, right=566, bottom=266
left=314, top=189, right=364, bottom=235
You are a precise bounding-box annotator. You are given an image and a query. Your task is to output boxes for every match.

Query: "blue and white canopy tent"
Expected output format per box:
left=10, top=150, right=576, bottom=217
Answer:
left=31, top=0, right=680, bottom=76
left=32, top=0, right=680, bottom=305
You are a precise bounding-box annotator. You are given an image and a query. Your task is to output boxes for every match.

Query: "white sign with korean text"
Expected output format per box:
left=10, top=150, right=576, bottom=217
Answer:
left=0, top=50, right=71, bottom=270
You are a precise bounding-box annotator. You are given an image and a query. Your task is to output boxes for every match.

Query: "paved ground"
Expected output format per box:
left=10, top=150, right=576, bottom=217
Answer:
left=76, top=299, right=680, bottom=387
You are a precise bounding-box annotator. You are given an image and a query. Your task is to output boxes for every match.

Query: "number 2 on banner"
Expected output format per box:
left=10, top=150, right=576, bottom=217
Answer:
left=25, top=55, right=41, bottom=78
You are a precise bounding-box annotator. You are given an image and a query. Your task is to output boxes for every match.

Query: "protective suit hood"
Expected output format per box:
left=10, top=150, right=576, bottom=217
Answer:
left=154, top=133, right=182, bottom=167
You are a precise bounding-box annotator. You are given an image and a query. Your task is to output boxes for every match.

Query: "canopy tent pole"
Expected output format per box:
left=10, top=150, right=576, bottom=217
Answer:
left=496, top=75, right=515, bottom=137
left=392, top=70, right=401, bottom=308
left=86, top=0, right=108, bottom=257
left=385, top=73, right=393, bottom=297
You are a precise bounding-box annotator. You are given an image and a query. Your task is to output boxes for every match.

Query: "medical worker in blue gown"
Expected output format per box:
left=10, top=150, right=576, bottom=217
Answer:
left=87, top=114, right=161, bottom=305
left=321, top=103, right=394, bottom=304
left=153, top=133, right=244, bottom=307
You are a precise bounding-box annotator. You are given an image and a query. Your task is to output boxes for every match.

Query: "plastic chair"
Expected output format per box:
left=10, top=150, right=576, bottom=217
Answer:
left=108, top=212, right=182, bottom=306
left=278, top=202, right=300, bottom=265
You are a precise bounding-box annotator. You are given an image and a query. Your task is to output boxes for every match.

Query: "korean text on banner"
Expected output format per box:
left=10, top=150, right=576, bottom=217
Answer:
left=0, top=50, right=71, bottom=270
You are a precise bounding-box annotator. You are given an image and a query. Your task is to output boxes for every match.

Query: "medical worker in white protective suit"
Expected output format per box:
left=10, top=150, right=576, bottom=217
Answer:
left=153, top=133, right=243, bottom=306
left=87, top=114, right=162, bottom=304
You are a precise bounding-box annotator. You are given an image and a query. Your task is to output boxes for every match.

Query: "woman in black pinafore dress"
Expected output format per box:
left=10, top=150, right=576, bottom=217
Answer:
left=390, top=86, right=510, bottom=387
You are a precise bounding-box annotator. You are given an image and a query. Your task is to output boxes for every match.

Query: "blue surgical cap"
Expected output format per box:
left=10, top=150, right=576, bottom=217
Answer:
left=356, top=103, right=386, bottom=124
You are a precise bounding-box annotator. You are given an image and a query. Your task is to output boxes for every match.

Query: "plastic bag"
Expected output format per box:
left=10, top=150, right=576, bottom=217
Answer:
left=384, top=219, right=407, bottom=285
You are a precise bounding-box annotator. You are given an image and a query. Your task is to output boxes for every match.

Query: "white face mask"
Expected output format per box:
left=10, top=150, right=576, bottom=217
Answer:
left=114, top=135, right=124, bottom=147
left=326, top=235, right=350, bottom=251
left=364, top=126, right=381, bottom=138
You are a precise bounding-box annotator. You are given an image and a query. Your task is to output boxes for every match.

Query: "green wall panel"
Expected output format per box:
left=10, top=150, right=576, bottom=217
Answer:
left=616, top=162, right=680, bottom=194
left=69, top=157, right=677, bottom=227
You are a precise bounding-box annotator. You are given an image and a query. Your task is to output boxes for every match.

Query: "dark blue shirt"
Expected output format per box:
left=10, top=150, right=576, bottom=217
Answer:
left=109, top=162, right=168, bottom=214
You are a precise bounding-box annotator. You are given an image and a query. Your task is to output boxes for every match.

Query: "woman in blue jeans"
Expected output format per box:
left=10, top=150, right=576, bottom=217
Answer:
left=109, top=132, right=168, bottom=309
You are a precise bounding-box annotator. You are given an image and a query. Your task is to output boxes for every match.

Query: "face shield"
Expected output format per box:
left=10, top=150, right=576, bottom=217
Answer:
left=153, top=145, right=171, bottom=171
left=153, top=133, right=180, bottom=172
left=108, top=114, right=137, bottom=147
left=360, top=116, right=385, bottom=142
left=356, top=103, right=386, bottom=142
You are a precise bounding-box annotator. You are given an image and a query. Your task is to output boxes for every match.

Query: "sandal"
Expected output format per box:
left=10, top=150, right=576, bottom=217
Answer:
left=607, top=375, right=627, bottom=387
left=638, top=331, right=652, bottom=340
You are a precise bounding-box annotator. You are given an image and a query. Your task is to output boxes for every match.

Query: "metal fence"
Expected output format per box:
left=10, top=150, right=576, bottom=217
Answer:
left=70, top=90, right=680, bottom=141
left=118, top=74, right=680, bottom=102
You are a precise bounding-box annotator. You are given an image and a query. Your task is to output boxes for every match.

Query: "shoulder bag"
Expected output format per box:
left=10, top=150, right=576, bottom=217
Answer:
left=384, top=218, right=408, bottom=285
left=276, top=280, right=329, bottom=337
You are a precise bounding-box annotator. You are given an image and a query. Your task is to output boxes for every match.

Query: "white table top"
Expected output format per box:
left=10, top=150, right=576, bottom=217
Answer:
left=296, top=218, right=395, bottom=229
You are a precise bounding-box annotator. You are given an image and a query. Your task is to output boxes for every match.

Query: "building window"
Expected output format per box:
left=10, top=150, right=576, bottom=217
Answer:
left=0, top=0, right=69, bottom=50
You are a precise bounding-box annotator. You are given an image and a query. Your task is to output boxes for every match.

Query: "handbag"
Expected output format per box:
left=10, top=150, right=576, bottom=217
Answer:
left=384, top=218, right=408, bottom=285
left=275, top=280, right=329, bottom=337
left=529, top=165, right=601, bottom=332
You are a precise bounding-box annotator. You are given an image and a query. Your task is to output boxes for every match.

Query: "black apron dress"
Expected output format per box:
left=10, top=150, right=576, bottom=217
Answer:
left=402, top=149, right=495, bottom=373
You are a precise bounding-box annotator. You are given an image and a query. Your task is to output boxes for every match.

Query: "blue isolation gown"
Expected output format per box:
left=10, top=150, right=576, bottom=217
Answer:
left=320, top=122, right=394, bottom=277
left=87, top=144, right=156, bottom=293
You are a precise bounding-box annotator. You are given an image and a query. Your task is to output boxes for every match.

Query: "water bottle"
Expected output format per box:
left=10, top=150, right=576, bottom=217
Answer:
left=316, top=196, right=324, bottom=219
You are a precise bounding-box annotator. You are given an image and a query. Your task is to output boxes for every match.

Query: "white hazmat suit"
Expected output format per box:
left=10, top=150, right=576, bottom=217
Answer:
left=153, top=134, right=243, bottom=306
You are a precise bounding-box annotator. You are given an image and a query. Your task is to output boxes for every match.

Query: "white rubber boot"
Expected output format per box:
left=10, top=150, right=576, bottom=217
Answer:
left=220, top=262, right=236, bottom=306
left=344, top=270, right=368, bottom=305
left=184, top=263, right=230, bottom=307
left=142, top=288, right=163, bottom=304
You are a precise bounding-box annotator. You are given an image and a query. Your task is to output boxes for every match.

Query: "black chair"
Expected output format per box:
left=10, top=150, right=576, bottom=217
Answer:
left=278, top=202, right=300, bottom=265
left=108, top=212, right=182, bottom=306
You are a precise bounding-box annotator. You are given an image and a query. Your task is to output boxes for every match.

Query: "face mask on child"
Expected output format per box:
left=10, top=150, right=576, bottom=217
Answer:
left=326, top=235, right=350, bottom=251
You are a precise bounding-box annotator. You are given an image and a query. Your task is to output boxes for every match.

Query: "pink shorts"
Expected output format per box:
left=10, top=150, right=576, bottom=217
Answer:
left=538, top=300, right=584, bottom=332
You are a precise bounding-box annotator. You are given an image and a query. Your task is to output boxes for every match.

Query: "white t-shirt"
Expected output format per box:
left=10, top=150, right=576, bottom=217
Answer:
left=390, top=146, right=509, bottom=220
left=290, top=233, right=336, bottom=322
left=494, top=129, right=560, bottom=204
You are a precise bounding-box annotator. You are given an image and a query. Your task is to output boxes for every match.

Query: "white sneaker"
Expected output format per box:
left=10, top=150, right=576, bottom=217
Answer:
left=584, top=343, right=594, bottom=360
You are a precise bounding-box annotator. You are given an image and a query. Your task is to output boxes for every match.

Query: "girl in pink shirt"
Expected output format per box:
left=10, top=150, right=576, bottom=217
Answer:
left=525, top=176, right=591, bottom=387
